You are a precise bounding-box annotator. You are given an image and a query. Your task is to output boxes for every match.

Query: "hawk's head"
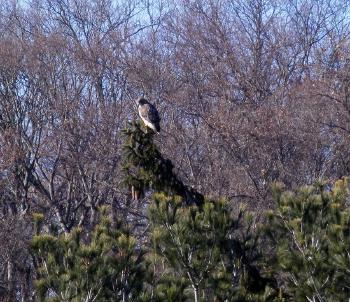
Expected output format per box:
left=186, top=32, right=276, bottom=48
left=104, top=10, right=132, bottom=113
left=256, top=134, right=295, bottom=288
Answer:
left=137, top=98, right=148, bottom=106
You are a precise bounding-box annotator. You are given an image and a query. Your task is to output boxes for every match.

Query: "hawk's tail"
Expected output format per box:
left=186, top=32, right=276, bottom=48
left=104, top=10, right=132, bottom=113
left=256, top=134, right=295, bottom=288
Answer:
left=155, top=123, right=160, bottom=133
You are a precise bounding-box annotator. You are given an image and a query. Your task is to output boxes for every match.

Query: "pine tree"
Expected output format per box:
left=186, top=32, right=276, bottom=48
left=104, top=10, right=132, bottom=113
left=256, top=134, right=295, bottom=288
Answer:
left=149, top=193, right=228, bottom=301
left=31, top=207, right=148, bottom=302
left=122, top=121, right=277, bottom=301
left=266, top=178, right=350, bottom=301
left=122, top=121, right=204, bottom=206
left=149, top=193, right=276, bottom=302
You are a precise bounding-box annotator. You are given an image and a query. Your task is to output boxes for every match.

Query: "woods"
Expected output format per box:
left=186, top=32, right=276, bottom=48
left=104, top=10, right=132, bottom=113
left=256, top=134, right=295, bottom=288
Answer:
left=0, top=0, right=349, bottom=301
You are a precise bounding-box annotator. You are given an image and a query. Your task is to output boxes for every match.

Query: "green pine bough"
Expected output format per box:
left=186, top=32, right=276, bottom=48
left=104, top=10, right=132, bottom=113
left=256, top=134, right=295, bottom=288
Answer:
left=31, top=207, right=148, bottom=302
left=122, top=121, right=204, bottom=206
left=266, top=178, right=350, bottom=302
left=30, top=121, right=350, bottom=302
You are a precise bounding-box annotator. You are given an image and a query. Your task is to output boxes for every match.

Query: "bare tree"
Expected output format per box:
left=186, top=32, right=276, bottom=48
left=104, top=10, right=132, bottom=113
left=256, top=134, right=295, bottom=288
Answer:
left=0, top=0, right=349, bottom=300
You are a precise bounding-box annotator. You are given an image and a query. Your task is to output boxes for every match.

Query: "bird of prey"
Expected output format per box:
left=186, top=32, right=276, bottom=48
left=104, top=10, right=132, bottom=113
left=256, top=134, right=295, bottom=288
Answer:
left=137, top=98, right=160, bottom=133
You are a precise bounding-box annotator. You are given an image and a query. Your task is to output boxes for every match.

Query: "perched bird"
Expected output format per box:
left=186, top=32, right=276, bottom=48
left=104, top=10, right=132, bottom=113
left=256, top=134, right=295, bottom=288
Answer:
left=137, top=97, right=160, bottom=133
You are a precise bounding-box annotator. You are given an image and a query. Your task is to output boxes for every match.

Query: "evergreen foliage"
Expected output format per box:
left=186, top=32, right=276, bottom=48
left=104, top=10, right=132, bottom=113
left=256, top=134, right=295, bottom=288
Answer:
left=123, top=121, right=276, bottom=301
left=267, top=178, right=350, bottom=301
left=30, top=122, right=350, bottom=302
left=31, top=207, right=147, bottom=302
left=121, top=121, right=281, bottom=301
left=122, top=122, right=204, bottom=205
left=149, top=193, right=276, bottom=301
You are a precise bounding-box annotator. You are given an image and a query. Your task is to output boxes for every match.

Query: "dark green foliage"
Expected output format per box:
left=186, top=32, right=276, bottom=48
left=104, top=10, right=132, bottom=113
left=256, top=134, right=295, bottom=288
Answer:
left=149, top=194, right=226, bottom=301
left=30, top=122, right=350, bottom=302
left=122, top=122, right=204, bottom=205
left=153, top=275, right=190, bottom=302
left=267, top=178, right=350, bottom=301
left=122, top=122, right=277, bottom=301
left=149, top=193, right=274, bottom=301
left=31, top=207, right=147, bottom=302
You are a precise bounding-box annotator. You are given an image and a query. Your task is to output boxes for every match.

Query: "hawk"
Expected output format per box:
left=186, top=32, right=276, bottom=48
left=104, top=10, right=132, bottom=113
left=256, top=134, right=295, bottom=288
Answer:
left=137, top=98, right=160, bottom=133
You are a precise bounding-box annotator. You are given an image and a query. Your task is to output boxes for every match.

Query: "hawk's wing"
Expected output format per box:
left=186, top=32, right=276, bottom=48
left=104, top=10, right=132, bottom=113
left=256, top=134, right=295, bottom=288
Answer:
left=139, top=102, right=160, bottom=128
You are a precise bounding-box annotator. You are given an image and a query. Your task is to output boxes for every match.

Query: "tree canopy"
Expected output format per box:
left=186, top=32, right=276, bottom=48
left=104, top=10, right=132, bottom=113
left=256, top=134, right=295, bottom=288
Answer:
left=0, top=0, right=349, bottom=301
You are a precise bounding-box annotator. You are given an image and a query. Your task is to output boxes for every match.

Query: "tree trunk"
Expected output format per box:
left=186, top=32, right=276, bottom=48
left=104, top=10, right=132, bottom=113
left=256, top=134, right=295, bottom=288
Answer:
left=192, top=284, right=199, bottom=302
left=7, top=260, right=15, bottom=302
